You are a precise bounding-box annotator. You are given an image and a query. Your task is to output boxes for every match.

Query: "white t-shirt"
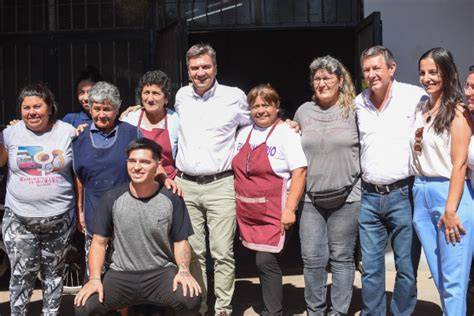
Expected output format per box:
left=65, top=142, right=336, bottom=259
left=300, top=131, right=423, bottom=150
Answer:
left=234, top=122, right=307, bottom=189
left=120, top=108, right=179, bottom=159
left=0, top=120, right=76, bottom=217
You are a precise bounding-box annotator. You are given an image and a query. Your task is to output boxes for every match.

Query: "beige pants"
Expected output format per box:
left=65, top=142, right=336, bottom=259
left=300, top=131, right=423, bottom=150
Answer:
left=176, top=175, right=236, bottom=314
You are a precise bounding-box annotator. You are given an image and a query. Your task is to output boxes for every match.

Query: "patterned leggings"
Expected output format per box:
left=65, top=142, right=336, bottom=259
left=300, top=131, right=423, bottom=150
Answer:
left=2, top=208, right=75, bottom=316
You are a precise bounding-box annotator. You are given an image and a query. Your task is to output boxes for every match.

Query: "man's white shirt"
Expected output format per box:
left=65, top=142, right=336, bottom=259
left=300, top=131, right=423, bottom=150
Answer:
left=355, top=80, right=427, bottom=185
left=174, top=81, right=251, bottom=176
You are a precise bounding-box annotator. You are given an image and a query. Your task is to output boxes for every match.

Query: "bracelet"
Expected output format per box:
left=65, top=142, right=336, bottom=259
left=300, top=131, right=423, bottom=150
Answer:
left=89, top=277, right=101, bottom=281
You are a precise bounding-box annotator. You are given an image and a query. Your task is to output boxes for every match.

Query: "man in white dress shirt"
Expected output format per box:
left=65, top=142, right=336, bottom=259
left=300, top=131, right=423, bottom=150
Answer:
left=174, top=43, right=251, bottom=316
left=355, top=45, right=427, bottom=316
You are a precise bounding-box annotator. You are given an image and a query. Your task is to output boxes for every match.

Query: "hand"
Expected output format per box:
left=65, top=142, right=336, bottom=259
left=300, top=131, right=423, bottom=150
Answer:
left=119, top=105, right=142, bottom=120
left=280, top=208, right=296, bottom=234
left=75, top=123, right=88, bottom=136
left=437, top=210, right=466, bottom=245
left=173, top=269, right=201, bottom=297
left=8, top=119, right=19, bottom=126
left=165, top=178, right=183, bottom=197
left=74, top=278, right=103, bottom=306
left=284, top=119, right=300, bottom=134
left=77, top=211, right=86, bottom=233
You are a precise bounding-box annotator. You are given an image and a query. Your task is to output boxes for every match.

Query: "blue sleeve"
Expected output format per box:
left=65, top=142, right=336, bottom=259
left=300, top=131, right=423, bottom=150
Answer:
left=92, top=188, right=117, bottom=237
left=62, top=113, right=74, bottom=125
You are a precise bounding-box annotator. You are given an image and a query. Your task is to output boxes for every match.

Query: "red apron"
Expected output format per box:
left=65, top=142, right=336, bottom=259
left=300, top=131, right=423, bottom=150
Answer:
left=137, top=110, right=177, bottom=179
left=232, top=120, right=287, bottom=253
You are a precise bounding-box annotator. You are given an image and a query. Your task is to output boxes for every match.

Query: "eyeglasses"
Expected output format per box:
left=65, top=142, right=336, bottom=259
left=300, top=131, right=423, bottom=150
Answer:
left=313, top=76, right=337, bottom=86
left=464, top=83, right=474, bottom=93
left=414, top=127, right=424, bottom=156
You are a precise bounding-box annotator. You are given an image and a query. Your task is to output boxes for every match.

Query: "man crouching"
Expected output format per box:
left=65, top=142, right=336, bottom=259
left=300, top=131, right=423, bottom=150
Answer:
left=75, top=138, right=201, bottom=315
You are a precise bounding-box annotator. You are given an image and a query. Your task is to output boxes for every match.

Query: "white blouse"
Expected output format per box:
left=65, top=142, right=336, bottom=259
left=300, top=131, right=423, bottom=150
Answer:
left=410, top=100, right=452, bottom=178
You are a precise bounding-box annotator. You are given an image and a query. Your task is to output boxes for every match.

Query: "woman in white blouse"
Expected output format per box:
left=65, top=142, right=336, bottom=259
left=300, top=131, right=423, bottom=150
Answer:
left=411, top=47, right=474, bottom=315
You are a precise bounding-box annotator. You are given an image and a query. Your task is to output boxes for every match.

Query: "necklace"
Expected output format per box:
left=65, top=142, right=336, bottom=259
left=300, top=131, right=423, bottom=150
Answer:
left=425, top=106, right=439, bottom=124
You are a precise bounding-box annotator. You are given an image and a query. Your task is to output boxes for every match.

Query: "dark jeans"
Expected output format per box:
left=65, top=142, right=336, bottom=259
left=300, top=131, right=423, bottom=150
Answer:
left=359, top=182, right=421, bottom=316
left=299, top=201, right=360, bottom=315
left=75, top=266, right=201, bottom=315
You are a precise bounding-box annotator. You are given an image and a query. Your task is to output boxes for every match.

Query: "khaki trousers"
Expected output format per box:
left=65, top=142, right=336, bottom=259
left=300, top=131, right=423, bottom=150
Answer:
left=176, top=175, right=236, bottom=314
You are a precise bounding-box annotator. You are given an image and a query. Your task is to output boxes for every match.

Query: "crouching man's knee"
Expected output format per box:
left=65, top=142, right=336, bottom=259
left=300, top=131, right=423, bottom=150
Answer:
left=181, top=294, right=201, bottom=311
left=172, top=284, right=202, bottom=312
left=74, top=294, right=110, bottom=316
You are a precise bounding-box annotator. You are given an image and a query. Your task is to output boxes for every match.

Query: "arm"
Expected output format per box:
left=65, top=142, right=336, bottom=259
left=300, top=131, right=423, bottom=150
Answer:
left=74, top=175, right=85, bottom=233
left=74, top=235, right=110, bottom=305
left=284, top=119, right=301, bottom=134
left=119, top=104, right=142, bottom=120
left=438, top=107, right=472, bottom=244
left=172, top=239, right=201, bottom=297
left=156, top=165, right=183, bottom=196
left=281, top=167, right=307, bottom=233
left=0, top=145, right=7, bottom=167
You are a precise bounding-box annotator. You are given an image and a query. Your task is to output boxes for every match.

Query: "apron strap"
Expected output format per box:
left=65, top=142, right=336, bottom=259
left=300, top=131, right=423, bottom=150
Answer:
left=246, top=118, right=281, bottom=144
left=137, top=109, right=168, bottom=131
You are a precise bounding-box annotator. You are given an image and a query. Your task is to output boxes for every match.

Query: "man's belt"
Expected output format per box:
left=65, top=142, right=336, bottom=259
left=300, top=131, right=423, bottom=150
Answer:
left=362, top=177, right=414, bottom=195
left=176, top=170, right=234, bottom=185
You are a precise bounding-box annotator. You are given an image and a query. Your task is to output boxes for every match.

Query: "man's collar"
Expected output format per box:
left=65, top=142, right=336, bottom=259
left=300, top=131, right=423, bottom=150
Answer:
left=192, top=80, right=218, bottom=100
left=364, top=79, right=398, bottom=111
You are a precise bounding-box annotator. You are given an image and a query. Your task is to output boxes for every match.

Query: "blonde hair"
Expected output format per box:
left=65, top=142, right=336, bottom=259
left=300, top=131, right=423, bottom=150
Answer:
left=309, top=55, right=356, bottom=118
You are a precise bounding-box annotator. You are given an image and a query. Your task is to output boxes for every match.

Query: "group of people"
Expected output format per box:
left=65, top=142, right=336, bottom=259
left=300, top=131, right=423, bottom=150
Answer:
left=0, top=42, right=473, bottom=316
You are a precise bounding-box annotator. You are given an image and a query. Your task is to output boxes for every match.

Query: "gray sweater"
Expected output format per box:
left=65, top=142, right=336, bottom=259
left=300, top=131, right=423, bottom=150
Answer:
left=294, top=101, right=361, bottom=202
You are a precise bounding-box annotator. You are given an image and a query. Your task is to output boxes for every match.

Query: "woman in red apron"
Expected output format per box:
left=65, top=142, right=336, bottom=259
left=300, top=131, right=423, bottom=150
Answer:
left=121, top=70, right=178, bottom=179
left=232, top=84, right=307, bottom=315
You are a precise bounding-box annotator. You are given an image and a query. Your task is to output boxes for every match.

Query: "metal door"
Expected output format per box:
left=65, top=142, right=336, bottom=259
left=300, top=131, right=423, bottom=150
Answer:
left=354, top=11, right=382, bottom=92
left=156, top=19, right=188, bottom=106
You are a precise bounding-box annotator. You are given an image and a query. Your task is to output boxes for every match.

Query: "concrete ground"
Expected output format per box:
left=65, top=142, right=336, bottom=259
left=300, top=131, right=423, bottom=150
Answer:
left=1, top=234, right=473, bottom=316
left=0, top=269, right=470, bottom=315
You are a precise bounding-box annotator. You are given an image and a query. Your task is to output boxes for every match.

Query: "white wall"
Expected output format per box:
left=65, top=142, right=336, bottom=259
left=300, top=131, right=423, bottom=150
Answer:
left=364, top=0, right=474, bottom=86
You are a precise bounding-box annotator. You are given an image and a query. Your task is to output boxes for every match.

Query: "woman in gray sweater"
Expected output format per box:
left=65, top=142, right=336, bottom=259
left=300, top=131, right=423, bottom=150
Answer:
left=294, top=55, right=360, bottom=316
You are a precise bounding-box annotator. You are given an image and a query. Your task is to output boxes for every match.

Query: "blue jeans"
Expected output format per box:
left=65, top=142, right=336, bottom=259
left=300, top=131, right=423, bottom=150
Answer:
left=359, top=182, right=420, bottom=316
left=299, top=201, right=360, bottom=315
left=413, top=177, right=474, bottom=316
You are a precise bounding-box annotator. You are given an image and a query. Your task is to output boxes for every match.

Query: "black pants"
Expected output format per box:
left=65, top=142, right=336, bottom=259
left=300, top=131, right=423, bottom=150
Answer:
left=75, top=266, right=201, bottom=315
left=256, top=251, right=283, bottom=316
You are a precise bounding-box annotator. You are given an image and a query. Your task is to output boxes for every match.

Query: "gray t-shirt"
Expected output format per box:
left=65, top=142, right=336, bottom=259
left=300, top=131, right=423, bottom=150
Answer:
left=93, top=183, right=193, bottom=272
left=294, top=101, right=361, bottom=202
left=0, top=120, right=76, bottom=217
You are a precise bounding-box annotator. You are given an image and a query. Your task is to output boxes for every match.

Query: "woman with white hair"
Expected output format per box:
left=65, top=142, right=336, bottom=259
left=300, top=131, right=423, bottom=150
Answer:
left=72, top=81, right=140, bottom=271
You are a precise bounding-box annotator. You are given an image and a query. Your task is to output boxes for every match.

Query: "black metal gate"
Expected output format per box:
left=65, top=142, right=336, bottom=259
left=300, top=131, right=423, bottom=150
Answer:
left=0, top=0, right=369, bottom=124
left=0, top=0, right=160, bottom=123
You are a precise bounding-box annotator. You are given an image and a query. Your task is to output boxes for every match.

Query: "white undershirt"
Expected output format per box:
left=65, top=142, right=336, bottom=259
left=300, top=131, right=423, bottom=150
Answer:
left=234, top=123, right=307, bottom=188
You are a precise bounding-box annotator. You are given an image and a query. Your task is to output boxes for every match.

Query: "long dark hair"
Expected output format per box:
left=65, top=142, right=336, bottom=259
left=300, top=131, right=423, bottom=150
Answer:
left=419, top=47, right=463, bottom=134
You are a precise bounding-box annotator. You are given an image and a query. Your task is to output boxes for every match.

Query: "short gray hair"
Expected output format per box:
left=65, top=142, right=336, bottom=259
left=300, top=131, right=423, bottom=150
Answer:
left=88, top=81, right=121, bottom=110
left=360, top=45, right=396, bottom=68
left=186, top=43, right=217, bottom=67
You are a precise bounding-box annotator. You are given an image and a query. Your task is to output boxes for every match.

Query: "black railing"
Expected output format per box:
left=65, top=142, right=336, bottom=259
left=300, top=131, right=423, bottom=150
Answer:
left=0, top=0, right=362, bottom=34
